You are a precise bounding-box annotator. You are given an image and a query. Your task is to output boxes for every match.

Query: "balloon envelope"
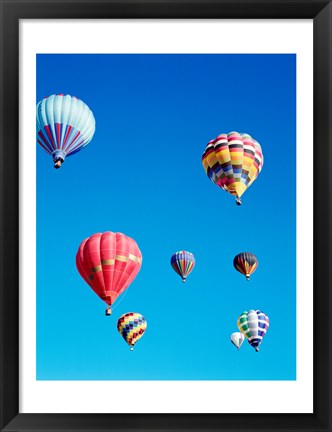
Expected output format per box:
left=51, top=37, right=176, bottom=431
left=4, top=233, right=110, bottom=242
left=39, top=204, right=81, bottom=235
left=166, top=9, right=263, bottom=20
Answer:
left=230, top=332, right=244, bottom=350
left=237, top=310, right=269, bottom=352
left=202, top=131, right=263, bottom=205
left=36, top=94, right=95, bottom=168
left=233, top=252, right=258, bottom=280
left=117, top=312, right=147, bottom=350
left=170, top=250, right=195, bottom=282
left=76, top=231, right=142, bottom=314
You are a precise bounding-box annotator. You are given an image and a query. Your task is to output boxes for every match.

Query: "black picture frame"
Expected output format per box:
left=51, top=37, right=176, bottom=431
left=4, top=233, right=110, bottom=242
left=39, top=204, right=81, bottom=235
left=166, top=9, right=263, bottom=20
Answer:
left=0, top=1, right=331, bottom=431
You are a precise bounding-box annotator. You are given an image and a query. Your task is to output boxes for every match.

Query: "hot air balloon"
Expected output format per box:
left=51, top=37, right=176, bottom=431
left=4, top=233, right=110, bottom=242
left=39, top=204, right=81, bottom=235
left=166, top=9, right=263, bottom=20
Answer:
left=202, top=131, right=263, bottom=205
left=230, top=332, right=245, bottom=350
left=76, top=231, right=142, bottom=316
left=237, top=310, right=269, bottom=352
left=117, top=312, right=147, bottom=351
left=36, top=93, right=96, bottom=168
left=170, top=251, right=195, bottom=282
left=233, top=252, right=258, bottom=281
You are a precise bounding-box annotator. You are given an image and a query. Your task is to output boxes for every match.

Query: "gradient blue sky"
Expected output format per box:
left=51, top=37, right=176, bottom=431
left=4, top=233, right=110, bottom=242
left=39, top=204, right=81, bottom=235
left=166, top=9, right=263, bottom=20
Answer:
left=37, top=54, right=296, bottom=380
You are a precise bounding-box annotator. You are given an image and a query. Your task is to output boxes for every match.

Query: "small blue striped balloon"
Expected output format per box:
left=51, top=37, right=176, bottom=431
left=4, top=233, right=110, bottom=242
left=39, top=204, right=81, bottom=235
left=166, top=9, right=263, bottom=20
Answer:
left=170, top=250, right=195, bottom=282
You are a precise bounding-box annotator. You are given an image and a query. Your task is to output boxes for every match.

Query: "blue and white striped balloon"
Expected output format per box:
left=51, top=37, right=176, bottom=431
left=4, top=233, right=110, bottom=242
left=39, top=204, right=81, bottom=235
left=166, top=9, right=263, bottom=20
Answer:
left=237, top=310, right=269, bottom=352
left=36, top=94, right=95, bottom=168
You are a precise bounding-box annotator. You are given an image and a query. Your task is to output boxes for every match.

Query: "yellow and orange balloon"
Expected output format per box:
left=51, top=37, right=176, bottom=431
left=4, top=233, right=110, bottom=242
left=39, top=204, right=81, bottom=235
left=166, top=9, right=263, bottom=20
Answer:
left=202, top=131, right=263, bottom=205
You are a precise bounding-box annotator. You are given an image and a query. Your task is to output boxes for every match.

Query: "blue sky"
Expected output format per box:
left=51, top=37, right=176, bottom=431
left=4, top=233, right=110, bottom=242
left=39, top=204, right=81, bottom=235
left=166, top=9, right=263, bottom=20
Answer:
left=36, top=54, right=296, bottom=380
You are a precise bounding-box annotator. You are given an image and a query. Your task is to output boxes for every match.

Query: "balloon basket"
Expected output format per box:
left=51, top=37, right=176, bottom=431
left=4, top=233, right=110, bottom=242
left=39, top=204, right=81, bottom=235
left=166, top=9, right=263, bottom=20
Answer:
left=130, top=347, right=134, bottom=351
left=246, top=275, right=250, bottom=281
left=182, top=278, right=186, bottom=283
left=105, top=307, right=112, bottom=316
left=235, top=197, right=242, bottom=206
left=54, top=160, right=62, bottom=169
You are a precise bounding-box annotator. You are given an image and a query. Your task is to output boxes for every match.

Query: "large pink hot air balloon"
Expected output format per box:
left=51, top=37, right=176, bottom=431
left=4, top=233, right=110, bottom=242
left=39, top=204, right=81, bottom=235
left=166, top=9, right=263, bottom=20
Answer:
left=76, top=231, right=142, bottom=316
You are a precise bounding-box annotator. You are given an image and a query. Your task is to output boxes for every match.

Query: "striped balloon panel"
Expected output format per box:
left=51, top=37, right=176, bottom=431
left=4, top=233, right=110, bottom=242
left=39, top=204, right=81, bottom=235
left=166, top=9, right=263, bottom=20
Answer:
left=117, top=312, right=147, bottom=347
left=202, top=131, right=263, bottom=198
left=36, top=94, right=95, bottom=158
left=230, top=332, right=244, bottom=349
left=233, top=252, right=258, bottom=277
left=170, top=250, right=195, bottom=279
left=237, top=310, right=269, bottom=350
left=76, top=232, right=142, bottom=306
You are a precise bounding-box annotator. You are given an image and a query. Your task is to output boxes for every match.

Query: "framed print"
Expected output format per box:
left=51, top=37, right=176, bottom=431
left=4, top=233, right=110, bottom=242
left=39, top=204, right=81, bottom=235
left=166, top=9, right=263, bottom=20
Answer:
left=0, top=1, right=331, bottom=431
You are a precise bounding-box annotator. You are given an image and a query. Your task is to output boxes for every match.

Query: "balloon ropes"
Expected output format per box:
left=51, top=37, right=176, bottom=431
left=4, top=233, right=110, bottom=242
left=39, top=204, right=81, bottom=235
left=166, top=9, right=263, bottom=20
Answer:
left=76, top=231, right=142, bottom=316
left=36, top=94, right=96, bottom=168
left=170, top=251, right=195, bottom=282
left=117, top=312, right=147, bottom=351
left=230, top=332, right=244, bottom=350
left=237, top=310, right=269, bottom=352
left=202, top=131, right=263, bottom=205
left=233, top=252, right=258, bottom=281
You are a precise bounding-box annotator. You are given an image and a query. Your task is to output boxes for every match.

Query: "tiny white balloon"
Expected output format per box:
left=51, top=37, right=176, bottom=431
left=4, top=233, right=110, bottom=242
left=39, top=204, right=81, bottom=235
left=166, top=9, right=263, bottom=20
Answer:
left=230, top=332, right=244, bottom=350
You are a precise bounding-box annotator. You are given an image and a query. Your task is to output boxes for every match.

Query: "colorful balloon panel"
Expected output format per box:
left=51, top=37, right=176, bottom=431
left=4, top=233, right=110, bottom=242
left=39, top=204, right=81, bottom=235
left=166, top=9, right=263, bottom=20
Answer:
left=233, top=252, right=258, bottom=280
left=117, top=312, right=147, bottom=350
left=36, top=94, right=95, bottom=168
left=170, top=250, right=195, bottom=282
left=76, top=232, right=142, bottom=314
left=230, top=332, right=244, bottom=350
left=202, top=131, right=263, bottom=204
left=237, top=310, right=269, bottom=352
